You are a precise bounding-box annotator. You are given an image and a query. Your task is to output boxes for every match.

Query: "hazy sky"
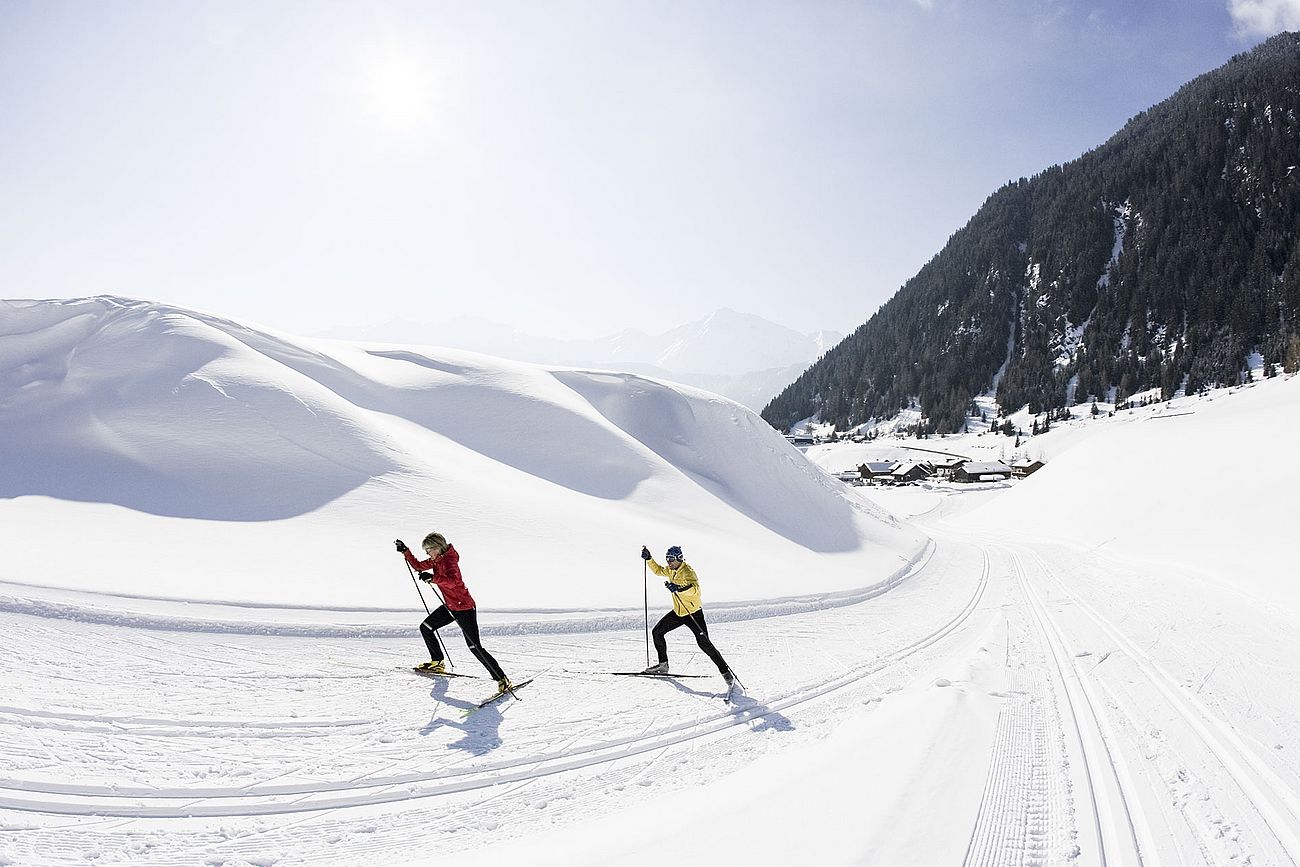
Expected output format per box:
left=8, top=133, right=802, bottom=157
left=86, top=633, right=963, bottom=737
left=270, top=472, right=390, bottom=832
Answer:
left=3, top=1, right=1298, bottom=340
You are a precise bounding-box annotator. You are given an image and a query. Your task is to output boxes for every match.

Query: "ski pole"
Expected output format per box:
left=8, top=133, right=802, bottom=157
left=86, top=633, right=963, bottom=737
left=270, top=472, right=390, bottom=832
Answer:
left=643, top=560, right=650, bottom=668
left=422, top=576, right=457, bottom=668
left=670, top=588, right=742, bottom=690
left=406, top=562, right=454, bottom=667
left=407, top=562, right=431, bottom=615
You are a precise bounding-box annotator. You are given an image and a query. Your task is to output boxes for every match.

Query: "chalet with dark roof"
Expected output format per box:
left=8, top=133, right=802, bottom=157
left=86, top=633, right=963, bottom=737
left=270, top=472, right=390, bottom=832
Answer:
left=954, top=461, right=1013, bottom=483
left=931, top=457, right=965, bottom=479
left=890, top=462, right=933, bottom=485
left=858, top=461, right=899, bottom=484
left=1011, top=459, right=1046, bottom=479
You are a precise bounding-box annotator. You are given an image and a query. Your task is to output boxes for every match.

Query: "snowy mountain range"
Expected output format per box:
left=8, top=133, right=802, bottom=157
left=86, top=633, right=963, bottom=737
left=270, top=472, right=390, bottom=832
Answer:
left=320, top=308, right=841, bottom=411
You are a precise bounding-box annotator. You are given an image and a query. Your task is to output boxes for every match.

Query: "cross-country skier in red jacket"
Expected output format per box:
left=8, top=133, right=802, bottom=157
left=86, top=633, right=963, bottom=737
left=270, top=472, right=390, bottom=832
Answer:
left=396, top=532, right=513, bottom=695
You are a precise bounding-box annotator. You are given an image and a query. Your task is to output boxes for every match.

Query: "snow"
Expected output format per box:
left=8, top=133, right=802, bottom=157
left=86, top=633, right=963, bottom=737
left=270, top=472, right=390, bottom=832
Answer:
left=958, top=376, right=1300, bottom=611
left=0, top=297, right=919, bottom=609
left=3, top=295, right=1300, bottom=866
left=478, top=677, right=998, bottom=866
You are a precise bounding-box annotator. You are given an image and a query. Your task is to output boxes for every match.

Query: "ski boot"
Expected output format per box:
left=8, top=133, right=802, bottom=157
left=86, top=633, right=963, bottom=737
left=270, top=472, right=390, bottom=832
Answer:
left=415, top=660, right=447, bottom=674
left=641, top=661, right=669, bottom=675
left=495, top=677, right=514, bottom=696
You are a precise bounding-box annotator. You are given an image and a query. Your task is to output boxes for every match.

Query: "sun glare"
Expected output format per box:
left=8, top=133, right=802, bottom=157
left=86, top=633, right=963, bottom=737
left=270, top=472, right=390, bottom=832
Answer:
left=357, top=51, right=437, bottom=134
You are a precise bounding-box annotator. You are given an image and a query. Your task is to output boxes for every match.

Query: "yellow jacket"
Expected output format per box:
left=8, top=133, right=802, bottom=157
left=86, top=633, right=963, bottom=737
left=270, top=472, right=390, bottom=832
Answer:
left=647, top=559, right=702, bottom=616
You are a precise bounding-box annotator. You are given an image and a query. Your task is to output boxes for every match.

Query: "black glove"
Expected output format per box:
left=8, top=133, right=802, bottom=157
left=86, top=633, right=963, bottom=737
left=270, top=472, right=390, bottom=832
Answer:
left=665, top=581, right=687, bottom=593
left=418, top=571, right=433, bottom=583
left=641, top=546, right=652, bottom=561
left=395, top=539, right=408, bottom=553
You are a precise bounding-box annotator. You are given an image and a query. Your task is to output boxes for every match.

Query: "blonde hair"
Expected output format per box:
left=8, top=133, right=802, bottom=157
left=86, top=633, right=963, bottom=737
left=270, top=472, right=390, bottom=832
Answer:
left=422, top=532, right=448, bottom=554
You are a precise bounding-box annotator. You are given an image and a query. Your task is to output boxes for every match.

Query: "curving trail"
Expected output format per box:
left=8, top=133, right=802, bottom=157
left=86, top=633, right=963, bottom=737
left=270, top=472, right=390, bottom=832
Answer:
left=0, top=537, right=990, bottom=864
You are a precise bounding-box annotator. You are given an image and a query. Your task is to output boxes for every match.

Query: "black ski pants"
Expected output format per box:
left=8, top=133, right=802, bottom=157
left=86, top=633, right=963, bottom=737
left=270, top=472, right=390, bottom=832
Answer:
left=420, top=606, right=507, bottom=681
left=651, top=609, right=730, bottom=675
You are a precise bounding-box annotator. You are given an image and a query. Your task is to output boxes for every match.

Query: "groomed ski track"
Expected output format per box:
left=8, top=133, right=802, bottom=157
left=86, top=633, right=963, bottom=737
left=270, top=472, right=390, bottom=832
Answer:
left=3, top=500, right=1300, bottom=865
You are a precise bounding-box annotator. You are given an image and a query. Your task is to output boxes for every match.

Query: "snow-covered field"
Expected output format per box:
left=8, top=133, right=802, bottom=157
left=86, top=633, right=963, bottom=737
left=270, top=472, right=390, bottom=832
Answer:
left=3, top=297, right=1299, bottom=866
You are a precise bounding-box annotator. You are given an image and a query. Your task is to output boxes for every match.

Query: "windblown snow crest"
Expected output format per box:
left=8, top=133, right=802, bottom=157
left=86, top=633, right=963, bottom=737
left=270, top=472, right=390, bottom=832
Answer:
left=1, top=296, right=395, bottom=519
left=0, top=296, right=923, bottom=608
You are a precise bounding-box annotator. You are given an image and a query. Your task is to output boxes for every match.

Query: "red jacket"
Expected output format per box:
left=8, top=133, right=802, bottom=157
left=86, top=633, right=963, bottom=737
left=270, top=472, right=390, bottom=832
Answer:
left=404, top=545, right=476, bottom=610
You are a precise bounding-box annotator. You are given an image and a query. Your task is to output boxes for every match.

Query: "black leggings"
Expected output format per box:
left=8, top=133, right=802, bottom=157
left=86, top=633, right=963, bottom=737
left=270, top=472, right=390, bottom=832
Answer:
left=652, top=609, right=730, bottom=675
left=420, top=606, right=507, bottom=681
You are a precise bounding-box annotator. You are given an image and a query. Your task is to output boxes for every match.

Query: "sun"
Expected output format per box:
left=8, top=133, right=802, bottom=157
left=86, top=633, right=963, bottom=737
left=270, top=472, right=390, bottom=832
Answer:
left=357, top=50, right=437, bottom=134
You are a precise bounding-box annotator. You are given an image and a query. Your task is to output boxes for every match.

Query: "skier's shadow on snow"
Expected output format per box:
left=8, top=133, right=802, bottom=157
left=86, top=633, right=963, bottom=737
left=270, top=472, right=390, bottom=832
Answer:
left=417, top=677, right=505, bottom=756
left=726, top=693, right=794, bottom=733
left=658, top=679, right=795, bottom=734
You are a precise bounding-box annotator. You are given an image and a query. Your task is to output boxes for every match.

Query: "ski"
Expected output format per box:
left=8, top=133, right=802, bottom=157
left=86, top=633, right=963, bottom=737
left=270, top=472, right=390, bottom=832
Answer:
left=409, top=667, right=478, bottom=678
left=474, top=677, right=535, bottom=709
left=610, top=671, right=711, bottom=679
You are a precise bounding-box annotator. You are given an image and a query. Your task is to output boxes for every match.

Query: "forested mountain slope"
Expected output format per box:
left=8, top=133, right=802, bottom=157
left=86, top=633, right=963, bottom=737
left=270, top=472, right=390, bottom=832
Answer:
left=764, top=32, right=1300, bottom=434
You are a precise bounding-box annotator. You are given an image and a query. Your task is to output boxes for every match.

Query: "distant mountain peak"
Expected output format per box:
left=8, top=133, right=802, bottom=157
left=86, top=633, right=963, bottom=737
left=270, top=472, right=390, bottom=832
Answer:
left=318, top=308, right=841, bottom=410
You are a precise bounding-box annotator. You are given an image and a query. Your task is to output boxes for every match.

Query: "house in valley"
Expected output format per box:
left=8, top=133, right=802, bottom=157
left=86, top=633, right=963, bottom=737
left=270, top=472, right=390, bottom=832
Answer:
left=953, top=461, right=1012, bottom=483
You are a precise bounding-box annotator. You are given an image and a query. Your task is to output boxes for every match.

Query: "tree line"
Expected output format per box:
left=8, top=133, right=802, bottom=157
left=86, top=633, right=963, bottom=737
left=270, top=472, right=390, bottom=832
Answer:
left=764, top=32, right=1300, bottom=434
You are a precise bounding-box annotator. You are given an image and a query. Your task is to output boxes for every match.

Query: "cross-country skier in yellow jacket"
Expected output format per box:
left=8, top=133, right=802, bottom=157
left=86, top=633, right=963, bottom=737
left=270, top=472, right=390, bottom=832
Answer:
left=640, top=545, right=734, bottom=686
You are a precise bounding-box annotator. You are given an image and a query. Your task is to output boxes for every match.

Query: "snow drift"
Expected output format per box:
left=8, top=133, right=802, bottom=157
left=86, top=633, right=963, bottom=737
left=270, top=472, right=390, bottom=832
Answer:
left=0, top=296, right=922, bottom=610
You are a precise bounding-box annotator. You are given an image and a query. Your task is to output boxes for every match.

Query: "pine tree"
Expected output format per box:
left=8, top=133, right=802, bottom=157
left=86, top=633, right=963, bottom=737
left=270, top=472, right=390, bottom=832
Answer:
left=1286, top=334, right=1300, bottom=373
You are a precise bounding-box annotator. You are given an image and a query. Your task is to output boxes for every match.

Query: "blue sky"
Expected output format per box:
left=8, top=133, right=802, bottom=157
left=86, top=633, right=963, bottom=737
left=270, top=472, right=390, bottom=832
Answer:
left=2, top=0, right=1298, bottom=340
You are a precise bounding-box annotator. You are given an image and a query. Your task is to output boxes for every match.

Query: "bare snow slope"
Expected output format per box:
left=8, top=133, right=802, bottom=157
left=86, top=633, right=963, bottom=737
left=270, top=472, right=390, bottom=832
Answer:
left=0, top=297, right=922, bottom=609
left=956, top=374, right=1300, bottom=612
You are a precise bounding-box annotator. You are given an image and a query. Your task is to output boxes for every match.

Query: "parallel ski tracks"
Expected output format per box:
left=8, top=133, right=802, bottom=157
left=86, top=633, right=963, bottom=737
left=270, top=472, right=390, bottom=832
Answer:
left=989, top=542, right=1300, bottom=866
left=1009, top=549, right=1152, bottom=867
left=0, top=552, right=991, bottom=819
left=962, top=651, right=1075, bottom=867
left=1019, top=547, right=1300, bottom=866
